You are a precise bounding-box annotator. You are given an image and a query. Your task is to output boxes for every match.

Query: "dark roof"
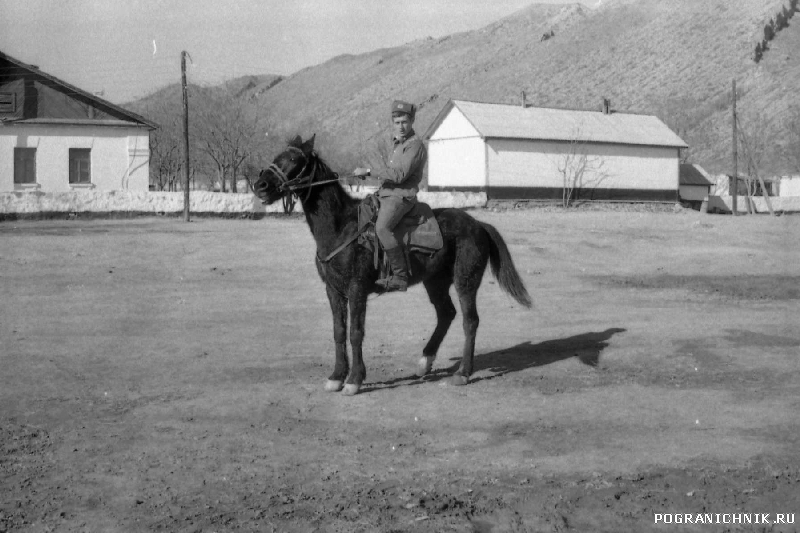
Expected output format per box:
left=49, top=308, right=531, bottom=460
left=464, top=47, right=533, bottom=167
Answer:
left=0, top=50, right=157, bottom=129
left=680, top=163, right=714, bottom=186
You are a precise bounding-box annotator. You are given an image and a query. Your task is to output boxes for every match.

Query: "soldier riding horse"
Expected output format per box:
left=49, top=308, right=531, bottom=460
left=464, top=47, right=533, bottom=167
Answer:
left=252, top=133, right=531, bottom=395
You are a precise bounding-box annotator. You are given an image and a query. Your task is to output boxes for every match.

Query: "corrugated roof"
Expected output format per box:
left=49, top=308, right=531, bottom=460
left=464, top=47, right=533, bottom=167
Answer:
left=427, top=99, right=687, bottom=149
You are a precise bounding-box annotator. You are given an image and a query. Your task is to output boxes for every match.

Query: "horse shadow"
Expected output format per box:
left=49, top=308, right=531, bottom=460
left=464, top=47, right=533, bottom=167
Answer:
left=366, top=328, right=626, bottom=392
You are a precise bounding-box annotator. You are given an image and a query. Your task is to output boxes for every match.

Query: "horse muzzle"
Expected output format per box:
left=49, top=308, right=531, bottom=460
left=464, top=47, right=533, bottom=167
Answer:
left=252, top=179, right=279, bottom=205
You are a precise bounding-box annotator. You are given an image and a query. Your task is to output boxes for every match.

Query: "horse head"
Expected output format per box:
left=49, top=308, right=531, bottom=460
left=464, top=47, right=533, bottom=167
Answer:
left=252, top=134, right=316, bottom=204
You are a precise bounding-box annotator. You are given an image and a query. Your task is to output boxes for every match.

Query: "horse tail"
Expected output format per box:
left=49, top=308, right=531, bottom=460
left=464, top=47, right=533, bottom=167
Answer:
left=480, top=222, right=532, bottom=308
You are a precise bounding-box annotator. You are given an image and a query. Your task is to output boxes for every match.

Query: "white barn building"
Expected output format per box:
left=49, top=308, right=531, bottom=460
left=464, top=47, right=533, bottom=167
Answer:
left=1, top=50, right=156, bottom=193
left=424, top=99, right=687, bottom=202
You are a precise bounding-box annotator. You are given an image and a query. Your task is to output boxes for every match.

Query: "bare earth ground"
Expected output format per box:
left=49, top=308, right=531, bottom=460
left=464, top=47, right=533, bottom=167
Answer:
left=1, top=209, right=799, bottom=533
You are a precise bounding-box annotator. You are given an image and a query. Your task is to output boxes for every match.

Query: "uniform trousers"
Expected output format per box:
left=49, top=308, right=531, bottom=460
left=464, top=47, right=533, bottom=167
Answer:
left=375, top=195, right=414, bottom=249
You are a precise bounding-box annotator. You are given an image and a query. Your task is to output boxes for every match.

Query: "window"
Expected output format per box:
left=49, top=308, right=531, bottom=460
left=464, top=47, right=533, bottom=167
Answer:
left=14, top=148, right=36, bottom=184
left=69, top=148, right=91, bottom=184
left=0, top=92, right=15, bottom=114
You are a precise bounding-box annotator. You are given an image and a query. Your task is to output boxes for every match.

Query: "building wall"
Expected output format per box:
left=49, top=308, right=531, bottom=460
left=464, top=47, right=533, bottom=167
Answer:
left=426, top=106, right=486, bottom=189
left=778, top=175, right=800, bottom=197
left=488, top=138, right=677, bottom=185
left=483, top=139, right=678, bottom=200
left=0, top=124, right=150, bottom=192
left=679, top=184, right=710, bottom=202
left=427, top=136, right=486, bottom=189
left=428, top=106, right=477, bottom=141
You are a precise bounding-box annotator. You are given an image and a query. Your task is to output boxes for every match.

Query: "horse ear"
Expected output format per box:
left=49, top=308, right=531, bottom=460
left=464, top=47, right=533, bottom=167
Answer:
left=301, top=134, right=316, bottom=154
left=289, top=135, right=302, bottom=148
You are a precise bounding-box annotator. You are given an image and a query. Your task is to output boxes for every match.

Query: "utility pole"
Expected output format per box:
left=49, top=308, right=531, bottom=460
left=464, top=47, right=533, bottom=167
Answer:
left=181, top=51, right=191, bottom=222
left=731, top=79, right=738, bottom=216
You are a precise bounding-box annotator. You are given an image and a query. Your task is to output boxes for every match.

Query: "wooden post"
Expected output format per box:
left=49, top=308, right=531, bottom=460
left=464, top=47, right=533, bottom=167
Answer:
left=181, top=51, right=191, bottom=222
left=731, top=79, right=738, bottom=216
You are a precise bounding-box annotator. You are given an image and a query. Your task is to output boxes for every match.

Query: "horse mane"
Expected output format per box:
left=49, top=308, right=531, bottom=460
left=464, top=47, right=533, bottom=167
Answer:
left=305, top=147, right=359, bottom=228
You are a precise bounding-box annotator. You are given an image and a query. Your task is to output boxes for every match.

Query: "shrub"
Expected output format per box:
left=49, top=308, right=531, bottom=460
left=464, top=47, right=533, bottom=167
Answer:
left=776, top=12, right=787, bottom=30
left=764, top=21, right=775, bottom=41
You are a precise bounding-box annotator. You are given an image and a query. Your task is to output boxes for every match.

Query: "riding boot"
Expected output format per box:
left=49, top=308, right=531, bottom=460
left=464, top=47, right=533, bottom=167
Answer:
left=377, top=246, right=408, bottom=292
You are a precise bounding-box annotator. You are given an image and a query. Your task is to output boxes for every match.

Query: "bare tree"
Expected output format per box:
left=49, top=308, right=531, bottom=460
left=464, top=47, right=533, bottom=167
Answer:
left=555, top=126, right=608, bottom=207
left=784, top=105, right=800, bottom=176
left=194, top=89, right=263, bottom=193
left=138, top=99, right=184, bottom=191
left=736, top=111, right=770, bottom=208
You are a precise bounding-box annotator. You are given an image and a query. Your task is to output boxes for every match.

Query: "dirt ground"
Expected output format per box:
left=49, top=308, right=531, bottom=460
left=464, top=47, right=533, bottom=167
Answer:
left=1, top=208, right=799, bottom=533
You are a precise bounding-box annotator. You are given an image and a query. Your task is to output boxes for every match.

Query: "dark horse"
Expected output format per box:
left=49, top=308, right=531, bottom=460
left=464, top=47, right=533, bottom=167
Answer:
left=253, top=135, right=531, bottom=395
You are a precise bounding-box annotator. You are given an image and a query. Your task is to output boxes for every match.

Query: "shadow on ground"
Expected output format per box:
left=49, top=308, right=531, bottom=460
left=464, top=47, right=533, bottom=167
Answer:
left=368, top=328, right=626, bottom=392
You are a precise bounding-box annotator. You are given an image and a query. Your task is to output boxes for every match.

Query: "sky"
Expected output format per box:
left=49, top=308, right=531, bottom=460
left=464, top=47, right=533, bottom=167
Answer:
left=0, top=0, right=584, bottom=104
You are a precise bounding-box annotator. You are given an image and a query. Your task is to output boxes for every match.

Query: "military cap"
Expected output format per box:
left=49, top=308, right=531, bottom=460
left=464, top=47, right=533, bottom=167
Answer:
left=391, top=100, right=415, bottom=117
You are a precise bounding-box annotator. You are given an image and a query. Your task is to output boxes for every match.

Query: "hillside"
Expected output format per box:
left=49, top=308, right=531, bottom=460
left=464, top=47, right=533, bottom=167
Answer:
left=125, top=74, right=283, bottom=110
left=127, top=0, right=800, bottom=177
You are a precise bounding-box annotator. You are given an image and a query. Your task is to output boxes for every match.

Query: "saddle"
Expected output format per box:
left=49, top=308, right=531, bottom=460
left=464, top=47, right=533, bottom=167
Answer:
left=357, top=194, right=443, bottom=273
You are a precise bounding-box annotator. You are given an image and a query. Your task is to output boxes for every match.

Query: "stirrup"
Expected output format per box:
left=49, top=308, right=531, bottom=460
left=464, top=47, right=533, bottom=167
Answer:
left=376, top=275, right=408, bottom=292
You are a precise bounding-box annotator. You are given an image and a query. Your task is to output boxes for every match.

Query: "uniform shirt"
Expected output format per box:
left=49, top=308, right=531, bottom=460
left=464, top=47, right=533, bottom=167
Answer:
left=378, top=131, right=427, bottom=198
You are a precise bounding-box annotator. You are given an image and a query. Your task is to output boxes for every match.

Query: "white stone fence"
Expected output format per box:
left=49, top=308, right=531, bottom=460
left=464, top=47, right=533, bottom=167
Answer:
left=705, top=174, right=800, bottom=214
left=705, top=195, right=800, bottom=214
left=0, top=190, right=488, bottom=217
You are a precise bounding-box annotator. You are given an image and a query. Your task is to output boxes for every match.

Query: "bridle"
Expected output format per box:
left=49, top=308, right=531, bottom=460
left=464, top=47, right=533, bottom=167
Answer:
left=259, top=148, right=347, bottom=202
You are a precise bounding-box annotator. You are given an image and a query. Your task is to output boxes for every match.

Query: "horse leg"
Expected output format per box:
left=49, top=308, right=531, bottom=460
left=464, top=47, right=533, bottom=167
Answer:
left=343, top=290, right=368, bottom=396
left=324, top=284, right=348, bottom=392
left=450, top=288, right=479, bottom=386
left=449, top=241, right=487, bottom=386
left=418, top=276, right=456, bottom=376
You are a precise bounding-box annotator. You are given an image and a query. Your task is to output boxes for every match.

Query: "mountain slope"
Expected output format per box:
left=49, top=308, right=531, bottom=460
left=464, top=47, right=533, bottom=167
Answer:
left=128, top=0, right=799, bottom=177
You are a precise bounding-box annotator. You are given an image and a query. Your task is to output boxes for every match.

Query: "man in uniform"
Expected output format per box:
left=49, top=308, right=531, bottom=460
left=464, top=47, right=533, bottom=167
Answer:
left=354, top=100, right=427, bottom=292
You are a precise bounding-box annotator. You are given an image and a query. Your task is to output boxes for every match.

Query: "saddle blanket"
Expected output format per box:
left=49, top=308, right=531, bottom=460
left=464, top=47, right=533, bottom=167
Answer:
left=357, top=195, right=443, bottom=254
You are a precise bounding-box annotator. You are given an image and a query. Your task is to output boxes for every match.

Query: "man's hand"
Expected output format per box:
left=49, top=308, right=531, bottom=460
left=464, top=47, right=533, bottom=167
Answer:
left=353, top=167, right=371, bottom=178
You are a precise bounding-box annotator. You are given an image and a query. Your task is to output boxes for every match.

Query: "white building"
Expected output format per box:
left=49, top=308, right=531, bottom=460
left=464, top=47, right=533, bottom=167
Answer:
left=0, top=50, right=156, bottom=193
left=424, top=99, right=687, bottom=202
left=777, top=175, right=800, bottom=197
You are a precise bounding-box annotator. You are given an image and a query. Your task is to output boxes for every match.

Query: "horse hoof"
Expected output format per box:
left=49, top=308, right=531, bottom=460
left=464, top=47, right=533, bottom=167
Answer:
left=416, top=356, right=435, bottom=377
left=324, top=379, right=344, bottom=392
left=342, top=383, right=361, bottom=396
left=447, top=375, right=469, bottom=387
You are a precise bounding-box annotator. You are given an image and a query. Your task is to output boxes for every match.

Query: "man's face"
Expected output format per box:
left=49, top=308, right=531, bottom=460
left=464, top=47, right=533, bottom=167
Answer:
left=392, top=114, right=414, bottom=140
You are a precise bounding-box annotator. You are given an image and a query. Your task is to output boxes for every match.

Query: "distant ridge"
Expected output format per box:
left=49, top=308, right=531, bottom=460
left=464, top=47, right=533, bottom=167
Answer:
left=126, top=0, right=800, bottom=176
